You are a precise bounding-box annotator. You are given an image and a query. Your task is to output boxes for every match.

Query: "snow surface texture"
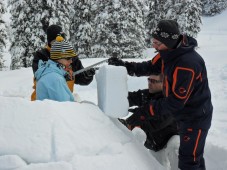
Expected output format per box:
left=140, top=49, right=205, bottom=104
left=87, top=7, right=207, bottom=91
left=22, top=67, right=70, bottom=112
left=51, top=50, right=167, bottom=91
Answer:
left=1, top=9, right=227, bottom=170
left=0, top=66, right=165, bottom=170
left=96, top=65, right=129, bottom=118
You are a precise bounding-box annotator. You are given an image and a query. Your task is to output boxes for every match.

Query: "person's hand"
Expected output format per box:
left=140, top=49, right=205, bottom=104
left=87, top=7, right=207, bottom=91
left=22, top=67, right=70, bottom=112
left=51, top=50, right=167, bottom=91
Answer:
left=85, top=68, right=96, bottom=77
left=127, top=106, right=149, bottom=127
left=108, top=57, right=125, bottom=66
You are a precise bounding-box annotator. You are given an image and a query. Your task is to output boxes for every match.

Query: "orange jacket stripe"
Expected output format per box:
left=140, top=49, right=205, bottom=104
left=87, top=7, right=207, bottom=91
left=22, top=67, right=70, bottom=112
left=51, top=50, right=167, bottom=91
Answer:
left=193, top=129, right=202, bottom=162
left=172, top=67, right=195, bottom=99
left=184, top=88, right=193, bottom=104
left=149, top=105, right=155, bottom=116
left=151, top=53, right=161, bottom=65
left=196, top=72, right=202, bottom=82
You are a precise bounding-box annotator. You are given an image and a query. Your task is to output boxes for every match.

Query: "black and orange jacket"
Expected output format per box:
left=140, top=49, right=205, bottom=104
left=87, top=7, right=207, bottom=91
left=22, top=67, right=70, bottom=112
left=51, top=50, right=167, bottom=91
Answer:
left=152, top=36, right=213, bottom=130
left=124, top=53, right=161, bottom=76
left=124, top=36, right=213, bottom=130
left=128, top=89, right=177, bottom=133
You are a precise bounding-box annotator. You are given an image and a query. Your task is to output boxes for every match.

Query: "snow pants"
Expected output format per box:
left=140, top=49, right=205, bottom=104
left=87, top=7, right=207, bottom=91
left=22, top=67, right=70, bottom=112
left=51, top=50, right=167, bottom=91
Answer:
left=178, top=128, right=208, bottom=170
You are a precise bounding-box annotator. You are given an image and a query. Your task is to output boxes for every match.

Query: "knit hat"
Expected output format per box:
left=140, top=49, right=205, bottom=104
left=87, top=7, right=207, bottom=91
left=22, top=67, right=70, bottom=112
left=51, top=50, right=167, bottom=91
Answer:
left=46, top=25, right=65, bottom=46
left=152, top=20, right=181, bottom=49
left=50, top=36, right=77, bottom=60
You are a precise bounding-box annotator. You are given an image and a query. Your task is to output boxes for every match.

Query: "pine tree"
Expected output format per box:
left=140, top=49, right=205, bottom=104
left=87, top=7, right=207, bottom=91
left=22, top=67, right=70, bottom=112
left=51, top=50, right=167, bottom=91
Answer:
left=177, top=0, right=202, bottom=37
left=70, top=0, right=95, bottom=58
left=146, top=0, right=202, bottom=39
left=202, top=0, right=227, bottom=16
left=92, top=0, right=146, bottom=59
left=9, top=0, right=72, bottom=70
left=145, top=0, right=166, bottom=47
left=163, top=0, right=181, bottom=20
left=0, top=0, right=7, bottom=70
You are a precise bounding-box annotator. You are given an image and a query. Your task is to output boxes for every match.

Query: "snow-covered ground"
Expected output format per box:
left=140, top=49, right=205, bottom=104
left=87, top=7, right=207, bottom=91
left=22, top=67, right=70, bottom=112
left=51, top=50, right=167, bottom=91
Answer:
left=1, top=9, right=227, bottom=170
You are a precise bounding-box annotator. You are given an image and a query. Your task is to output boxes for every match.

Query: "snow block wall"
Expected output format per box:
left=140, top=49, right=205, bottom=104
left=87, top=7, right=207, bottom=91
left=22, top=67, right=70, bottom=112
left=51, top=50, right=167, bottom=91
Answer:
left=0, top=96, right=165, bottom=170
left=0, top=155, right=26, bottom=170
left=96, top=65, right=129, bottom=118
left=0, top=98, right=53, bottom=163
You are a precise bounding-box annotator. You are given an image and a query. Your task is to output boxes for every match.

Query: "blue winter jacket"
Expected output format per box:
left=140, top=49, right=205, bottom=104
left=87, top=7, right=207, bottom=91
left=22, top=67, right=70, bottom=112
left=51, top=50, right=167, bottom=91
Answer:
left=34, top=60, right=74, bottom=102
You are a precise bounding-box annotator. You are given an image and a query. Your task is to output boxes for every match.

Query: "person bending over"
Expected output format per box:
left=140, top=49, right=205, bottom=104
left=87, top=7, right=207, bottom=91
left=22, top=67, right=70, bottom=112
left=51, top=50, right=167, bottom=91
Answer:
left=119, top=73, right=178, bottom=151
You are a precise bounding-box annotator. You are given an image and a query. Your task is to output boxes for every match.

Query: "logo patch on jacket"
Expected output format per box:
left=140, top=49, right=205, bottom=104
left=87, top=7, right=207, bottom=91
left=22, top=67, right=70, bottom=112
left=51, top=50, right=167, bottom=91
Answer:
left=179, top=87, right=187, bottom=94
left=184, top=135, right=190, bottom=142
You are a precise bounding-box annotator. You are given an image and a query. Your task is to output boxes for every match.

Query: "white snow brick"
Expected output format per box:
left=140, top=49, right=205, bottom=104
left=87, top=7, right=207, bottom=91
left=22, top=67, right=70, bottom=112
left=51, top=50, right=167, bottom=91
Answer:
left=96, top=65, right=129, bottom=118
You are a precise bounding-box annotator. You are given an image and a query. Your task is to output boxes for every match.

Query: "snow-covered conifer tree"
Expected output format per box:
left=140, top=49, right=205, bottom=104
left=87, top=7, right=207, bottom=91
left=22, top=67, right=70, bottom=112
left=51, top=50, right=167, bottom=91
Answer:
left=70, top=0, right=96, bottom=58
left=9, top=0, right=73, bottom=70
left=145, top=0, right=166, bottom=47
left=0, top=0, right=7, bottom=70
left=92, top=0, right=146, bottom=59
left=163, top=0, right=180, bottom=20
left=177, top=0, right=202, bottom=37
left=202, top=0, right=227, bottom=16
left=146, top=0, right=202, bottom=39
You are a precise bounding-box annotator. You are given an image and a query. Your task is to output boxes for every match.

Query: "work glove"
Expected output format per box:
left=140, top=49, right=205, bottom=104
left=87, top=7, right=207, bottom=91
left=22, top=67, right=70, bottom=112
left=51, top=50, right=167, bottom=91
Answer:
left=108, top=57, right=125, bottom=66
left=127, top=105, right=150, bottom=127
left=75, top=68, right=95, bottom=85
left=128, top=89, right=150, bottom=107
left=84, top=68, right=96, bottom=77
left=118, top=118, right=135, bottom=130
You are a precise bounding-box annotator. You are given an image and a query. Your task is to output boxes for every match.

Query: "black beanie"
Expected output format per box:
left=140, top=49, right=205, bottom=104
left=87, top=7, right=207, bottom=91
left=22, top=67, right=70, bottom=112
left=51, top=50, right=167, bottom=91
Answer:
left=46, top=25, right=65, bottom=46
left=152, top=20, right=181, bottom=49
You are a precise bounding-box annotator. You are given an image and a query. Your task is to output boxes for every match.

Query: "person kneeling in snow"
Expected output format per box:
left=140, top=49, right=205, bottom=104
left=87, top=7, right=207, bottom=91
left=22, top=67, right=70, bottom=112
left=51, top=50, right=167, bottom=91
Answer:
left=119, top=73, right=178, bottom=152
left=34, top=36, right=76, bottom=101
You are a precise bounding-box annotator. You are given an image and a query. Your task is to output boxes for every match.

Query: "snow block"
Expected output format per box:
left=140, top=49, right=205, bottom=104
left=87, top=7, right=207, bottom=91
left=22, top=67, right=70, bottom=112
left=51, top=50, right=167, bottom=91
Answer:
left=0, top=155, right=26, bottom=170
left=96, top=65, right=129, bottom=118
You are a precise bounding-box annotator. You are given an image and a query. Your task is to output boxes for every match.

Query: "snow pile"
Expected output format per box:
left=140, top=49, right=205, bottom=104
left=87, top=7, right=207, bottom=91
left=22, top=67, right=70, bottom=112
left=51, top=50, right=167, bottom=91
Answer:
left=0, top=68, right=164, bottom=170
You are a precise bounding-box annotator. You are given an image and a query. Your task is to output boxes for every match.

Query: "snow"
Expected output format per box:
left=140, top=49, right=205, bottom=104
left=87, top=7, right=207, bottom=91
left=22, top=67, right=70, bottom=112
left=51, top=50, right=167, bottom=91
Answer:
left=96, top=65, right=129, bottom=118
left=0, top=94, right=164, bottom=169
left=1, top=9, right=227, bottom=170
left=0, top=155, right=26, bottom=170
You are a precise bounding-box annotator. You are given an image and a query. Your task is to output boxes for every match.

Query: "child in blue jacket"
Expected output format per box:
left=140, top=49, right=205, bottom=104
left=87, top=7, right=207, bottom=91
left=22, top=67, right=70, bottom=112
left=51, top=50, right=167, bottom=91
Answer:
left=35, top=36, right=76, bottom=102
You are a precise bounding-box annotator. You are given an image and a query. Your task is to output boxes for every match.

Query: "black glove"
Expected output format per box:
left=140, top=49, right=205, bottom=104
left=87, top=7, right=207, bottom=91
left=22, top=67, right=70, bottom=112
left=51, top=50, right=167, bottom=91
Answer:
left=108, top=57, right=125, bottom=66
left=128, top=89, right=150, bottom=107
left=127, top=105, right=150, bottom=127
left=84, top=68, right=96, bottom=77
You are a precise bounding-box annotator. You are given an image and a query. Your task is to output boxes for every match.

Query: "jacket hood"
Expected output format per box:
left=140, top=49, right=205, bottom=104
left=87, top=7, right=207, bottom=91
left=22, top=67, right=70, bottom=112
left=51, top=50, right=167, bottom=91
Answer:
left=35, top=60, right=67, bottom=81
left=159, top=35, right=198, bottom=63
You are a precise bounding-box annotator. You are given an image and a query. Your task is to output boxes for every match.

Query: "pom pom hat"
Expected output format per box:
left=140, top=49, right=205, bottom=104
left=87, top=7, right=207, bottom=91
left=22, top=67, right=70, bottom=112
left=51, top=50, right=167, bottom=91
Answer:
left=50, top=36, right=77, bottom=60
left=152, top=20, right=181, bottom=49
left=46, top=25, right=66, bottom=46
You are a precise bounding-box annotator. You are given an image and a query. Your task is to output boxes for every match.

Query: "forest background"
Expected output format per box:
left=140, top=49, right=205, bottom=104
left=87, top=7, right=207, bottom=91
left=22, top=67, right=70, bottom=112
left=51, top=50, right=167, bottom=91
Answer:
left=0, top=0, right=227, bottom=70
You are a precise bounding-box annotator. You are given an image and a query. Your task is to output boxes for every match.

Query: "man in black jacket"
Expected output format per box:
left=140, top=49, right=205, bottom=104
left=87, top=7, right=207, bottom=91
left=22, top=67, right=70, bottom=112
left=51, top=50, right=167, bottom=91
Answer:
left=31, top=25, right=95, bottom=100
left=120, top=73, right=178, bottom=152
left=109, top=20, right=213, bottom=170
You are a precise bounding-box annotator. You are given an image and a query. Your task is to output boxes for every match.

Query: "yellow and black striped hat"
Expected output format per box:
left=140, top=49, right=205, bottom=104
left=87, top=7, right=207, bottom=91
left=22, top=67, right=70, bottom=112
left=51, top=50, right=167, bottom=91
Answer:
left=50, top=36, right=77, bottom=60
